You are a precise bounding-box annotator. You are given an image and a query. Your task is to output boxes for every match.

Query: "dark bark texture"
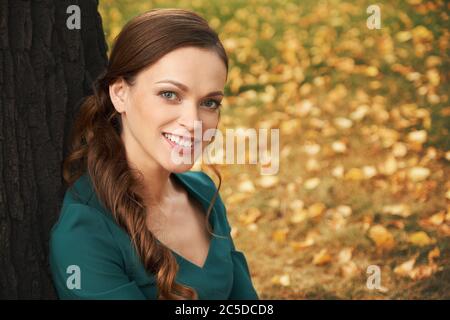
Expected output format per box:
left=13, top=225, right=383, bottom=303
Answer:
left=0, top=0, right=108, bottom=299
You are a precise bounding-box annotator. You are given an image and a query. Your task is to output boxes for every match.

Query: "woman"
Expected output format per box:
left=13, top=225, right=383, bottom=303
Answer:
left=49, top=8, right=259, bottom=300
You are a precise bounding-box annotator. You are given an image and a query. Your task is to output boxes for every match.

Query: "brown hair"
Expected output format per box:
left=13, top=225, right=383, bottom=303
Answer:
left=62, top=8, right=228, bottom=300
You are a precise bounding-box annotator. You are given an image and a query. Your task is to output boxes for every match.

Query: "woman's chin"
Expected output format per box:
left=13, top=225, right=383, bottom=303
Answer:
left=162, top=155, right=196, bottom=173
left=166, top=163, right=195, bottom=173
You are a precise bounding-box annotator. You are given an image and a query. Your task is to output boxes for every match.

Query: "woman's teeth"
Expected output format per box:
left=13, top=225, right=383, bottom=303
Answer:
left=163, top=132, right=193, bottom=148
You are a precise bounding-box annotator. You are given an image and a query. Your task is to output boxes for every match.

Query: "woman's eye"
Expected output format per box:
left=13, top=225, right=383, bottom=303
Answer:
left=202, top=99, right=222, bottom=109
left=159, top=91, right=178, bottom=100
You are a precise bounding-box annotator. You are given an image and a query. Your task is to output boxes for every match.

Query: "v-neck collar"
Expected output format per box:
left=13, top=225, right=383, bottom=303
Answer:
left=168, top=172, right=217, bottom=270
left=74, top=171, right=218, bottom=271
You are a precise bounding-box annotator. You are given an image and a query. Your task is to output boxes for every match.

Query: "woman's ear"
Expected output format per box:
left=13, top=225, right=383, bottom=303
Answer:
left=109, top=77, right=128, bottom=114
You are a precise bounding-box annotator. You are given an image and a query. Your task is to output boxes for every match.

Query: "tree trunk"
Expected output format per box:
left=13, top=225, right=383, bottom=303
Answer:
left=0, top=0, right=108, bottom=299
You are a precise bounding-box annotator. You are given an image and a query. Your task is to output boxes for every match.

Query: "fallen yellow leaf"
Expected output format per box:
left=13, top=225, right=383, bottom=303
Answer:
left=238, top=180, right=256, bottom=193
left=290, top=209, right=308, bottom=224
left=279, top=274, right=291, bottom=286
left=331, top=141, right=347, bottom=153
left=392, top=142, right=408, bottom=157
left=226, top=193, right=250, bottom=205
left=306, top=158, right=321, bottom=172
left=272, top=228, right=289, bottom=243
left=304, top=177, right=320, bottom=190
left=290, top=238, right=315, bottom=250
left=336, top=205, right=352, bottom=217
left=409, top=264, right=440, bottom=280
left=271, top=274, right=291, bottom=287
left=313, top=249, right=332, bottom=266
left=362, top=166, right=378, bottom=179
left=308, top=203, right=327, bottom=219
left=368, top=225, right=395, bottom=251
left=428, top=211, right=445, bottom=226
left=394, top=256, right=417, bottom=277
left=428, top=247, right=440, bottom=264
left=408, top=231, right=435, bottom=247
left=341, top=261, right=358, bottom=278
left=257, top=176, right=279, bottom=188
left=396, top=31, right=412, bottom=42
left=344, top=168, right=365, bottom=180
left=407, top=166, right=430, bottom=182
left=407, top=130, right=427, bottom=144
left=338, top=248, right=353, bottom=264
left=240, top=207, right=262, bottom=225
left=382, top=204, right=412, bottom=217
left=289, top=199, right=304, bottom=211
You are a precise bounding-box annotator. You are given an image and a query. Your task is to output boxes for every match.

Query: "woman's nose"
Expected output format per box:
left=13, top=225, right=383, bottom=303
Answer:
left=177, top=102, right=200, bottom=131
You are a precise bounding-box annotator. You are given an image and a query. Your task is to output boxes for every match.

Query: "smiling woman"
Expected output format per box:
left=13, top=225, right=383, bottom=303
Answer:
left=49, top=8, right=259, bottom=300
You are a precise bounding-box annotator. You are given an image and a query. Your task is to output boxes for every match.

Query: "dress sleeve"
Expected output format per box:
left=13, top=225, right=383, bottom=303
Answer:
left=49, top=203, right=147, bottom=300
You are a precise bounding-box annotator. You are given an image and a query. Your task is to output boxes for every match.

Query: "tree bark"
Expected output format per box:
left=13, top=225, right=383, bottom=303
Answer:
left=0, top=0, right=108, bottom=299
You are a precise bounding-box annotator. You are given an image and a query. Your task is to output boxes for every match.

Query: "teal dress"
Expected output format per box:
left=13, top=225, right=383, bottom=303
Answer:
left=49, top=170, right=259, bottom=300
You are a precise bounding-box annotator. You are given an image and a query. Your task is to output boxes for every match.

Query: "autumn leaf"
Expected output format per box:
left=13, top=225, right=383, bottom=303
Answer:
left=428, top=247, right=440, bottom=264
left=394, top=255, right=417, bottom=277
left=331, top=140, right=347, bottom=153
left=308, top=202, right=327, bottom=218
left=334, top=117, right=353, bottom=129
left=341, top=261, right=358, bottom=278
left=408, top=231, right=435, bottom=247
left=313, top=249, right=332, bottom=266
left=409, top=264, right=440, bottom=280
left=368, top=225, right=395, bottom=251
left=420, top=211, right=445, bottom=227
left=344, top=168, right=365, bottom=180
left=271, top=274, right=291, bottom=287
left=337, top=247, right=353, bottom=264
left=382, top=204, right=412, bottom=218
left=378, top=156, right=398, bottom=175
left=303, top=177, right=320, bottom=190
left=272, top=228, right=289, bottom=243
left=238, top=180, right=256, bottom=193
left=407, top=130, right=427, bottom=144
left=290, top=209, right=308, bottom=224
left=407, top=167, right=430, bottom=182
left=290, top=238, right=315, bottom=250
left=336, top=205, right=352, bottom=217
left=239, top=207, right=262, bottom=225
left=257, top=176, right=279, bottom=188
left=226, top=193, right=250, bottom=205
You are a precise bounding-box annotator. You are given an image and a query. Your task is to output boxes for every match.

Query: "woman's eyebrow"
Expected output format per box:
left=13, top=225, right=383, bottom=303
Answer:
left=155, top=79, right=224, bottom=97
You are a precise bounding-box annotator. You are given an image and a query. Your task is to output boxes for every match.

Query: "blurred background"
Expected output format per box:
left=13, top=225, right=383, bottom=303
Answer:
left=99, top=0, right=449, bottom=299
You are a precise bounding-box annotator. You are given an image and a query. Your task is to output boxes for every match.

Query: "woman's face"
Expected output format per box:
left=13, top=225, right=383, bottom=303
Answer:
left=109, top=46, right=227, bottom=173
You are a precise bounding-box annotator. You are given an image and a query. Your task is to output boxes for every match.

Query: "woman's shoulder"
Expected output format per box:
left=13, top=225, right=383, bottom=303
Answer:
left=51, top=203, right=111, bottom=237
left=51, top=172, right=118, bottom=247
left=49, top=202, right=138, bottom=299
left=49, top=202, right=120, bottom=265
left=59, top=172, right=117, bottom=220
left=49, top=200, right=126, bottom=275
